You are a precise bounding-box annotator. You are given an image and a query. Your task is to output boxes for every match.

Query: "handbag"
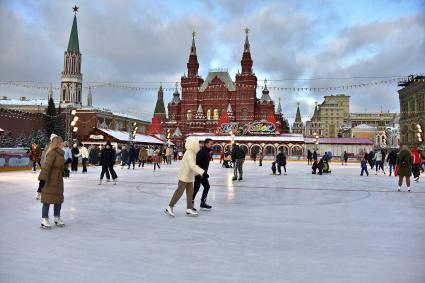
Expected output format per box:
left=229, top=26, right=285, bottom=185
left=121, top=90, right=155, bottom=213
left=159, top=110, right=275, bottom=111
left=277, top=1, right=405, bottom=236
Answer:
left=394, top=164, right=399, bottom=177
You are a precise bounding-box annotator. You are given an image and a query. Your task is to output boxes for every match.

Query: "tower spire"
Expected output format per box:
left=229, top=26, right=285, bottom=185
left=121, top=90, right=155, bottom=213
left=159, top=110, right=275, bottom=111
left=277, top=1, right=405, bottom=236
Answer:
left=154, top=84, right=166, bottom=120
left=240, top=27, right=253, bottom=74
left=67, top=11, right=80, bottom=52
left=295, top=102, right=302, bottom=122
left=277, top=97, right=282, bottom=114
left=190, top=31, right=197, bottom=55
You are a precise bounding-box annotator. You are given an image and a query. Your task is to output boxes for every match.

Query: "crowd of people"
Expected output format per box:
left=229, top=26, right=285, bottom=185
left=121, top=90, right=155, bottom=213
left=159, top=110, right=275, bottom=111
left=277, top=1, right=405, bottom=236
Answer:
left=33, top=134, right=424, bottom=226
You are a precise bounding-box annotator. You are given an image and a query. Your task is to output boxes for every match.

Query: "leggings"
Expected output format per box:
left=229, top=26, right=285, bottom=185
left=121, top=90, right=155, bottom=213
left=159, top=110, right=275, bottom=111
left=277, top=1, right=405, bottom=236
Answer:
left=398, top=176, right=411, bottom=187
left=33, top=161, right=41, bottom=171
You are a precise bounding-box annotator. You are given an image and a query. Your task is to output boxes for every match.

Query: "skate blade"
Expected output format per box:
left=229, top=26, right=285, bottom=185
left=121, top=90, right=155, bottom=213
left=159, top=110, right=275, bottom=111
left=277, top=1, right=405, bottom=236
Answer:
left=200, top=207, right=212, bottom=211
left=165, top=210, right=175, bottom=217
left=185, top=213, right=198, bottom=217
left=40, top=225, right=51, bottom=229
left=55, top=223, right=65, bottom=227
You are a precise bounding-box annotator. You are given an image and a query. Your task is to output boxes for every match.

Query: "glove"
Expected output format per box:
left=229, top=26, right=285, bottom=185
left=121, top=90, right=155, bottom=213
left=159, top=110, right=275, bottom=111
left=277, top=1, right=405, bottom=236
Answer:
left=39, top=180, right=46, bottom=188
left=202, top=172, right=209, bottom=179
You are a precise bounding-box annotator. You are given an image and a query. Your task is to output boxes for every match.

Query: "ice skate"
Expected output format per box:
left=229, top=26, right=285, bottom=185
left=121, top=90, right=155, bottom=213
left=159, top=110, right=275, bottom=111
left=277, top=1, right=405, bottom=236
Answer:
left=407, top=187, right=411, bottom=192
left=40, top=218, right=51, bottom=229
left=186, top=209, right=198, bottom=217
left=414, top=177, right=419, bottom=182
left=106, top=179, right=111, bottom=182
left=165, top=206, right=175, bottom=217
left=238, top=177, right=243, bottom=181
left=200, top=202, right=212, bottom=210
left=113, top=179, right=117, bottom=185
left=98, top=180, right=102, bottom=185
left=36, top=192, right=41, bottom=200
left=232, top=176, right=237, bottom=181
left=398, top=186, right=401, bottom=192
left=284, top=172, right=287, bottom=175
left=54, top=216, right=65, bottom=227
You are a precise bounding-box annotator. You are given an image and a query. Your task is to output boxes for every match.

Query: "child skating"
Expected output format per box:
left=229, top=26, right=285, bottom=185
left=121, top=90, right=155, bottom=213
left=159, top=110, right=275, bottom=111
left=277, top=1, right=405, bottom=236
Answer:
left=360, top=157, right=369, bottom=176
left=165, top=138, right=208, bottom=217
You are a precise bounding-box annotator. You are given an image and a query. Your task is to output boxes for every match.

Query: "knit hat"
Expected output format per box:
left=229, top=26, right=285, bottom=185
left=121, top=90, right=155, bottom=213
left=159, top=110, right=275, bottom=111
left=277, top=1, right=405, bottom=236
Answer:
left=50, top=133, right=58, bottom=140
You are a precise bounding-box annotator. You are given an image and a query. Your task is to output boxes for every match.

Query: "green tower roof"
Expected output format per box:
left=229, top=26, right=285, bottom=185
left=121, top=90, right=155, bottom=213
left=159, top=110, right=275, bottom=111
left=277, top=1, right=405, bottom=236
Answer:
left=67, top=15, right=80, bottom=52
left=295, top=103, right=302, bottom=122
left=154, top=85, right=166, bottom=117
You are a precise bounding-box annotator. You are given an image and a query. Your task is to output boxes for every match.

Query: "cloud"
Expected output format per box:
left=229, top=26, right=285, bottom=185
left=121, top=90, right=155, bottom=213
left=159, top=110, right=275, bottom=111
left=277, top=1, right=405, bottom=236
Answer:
left=0, top=0, right=423, bottom=124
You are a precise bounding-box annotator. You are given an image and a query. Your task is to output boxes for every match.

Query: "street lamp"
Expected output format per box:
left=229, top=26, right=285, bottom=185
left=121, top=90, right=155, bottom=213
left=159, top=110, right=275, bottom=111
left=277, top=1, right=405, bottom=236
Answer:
left=417, top=124, right=423, bottom=143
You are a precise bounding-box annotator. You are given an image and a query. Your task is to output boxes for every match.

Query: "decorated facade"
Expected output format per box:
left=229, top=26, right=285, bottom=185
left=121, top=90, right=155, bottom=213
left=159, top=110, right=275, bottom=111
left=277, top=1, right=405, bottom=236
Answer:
left=163, top=29, right=289, bottom=150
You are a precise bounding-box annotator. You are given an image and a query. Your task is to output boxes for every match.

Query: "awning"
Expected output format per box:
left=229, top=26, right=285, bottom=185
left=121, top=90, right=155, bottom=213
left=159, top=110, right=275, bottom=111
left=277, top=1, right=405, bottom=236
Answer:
left=86, top=128, right=167, bottom=145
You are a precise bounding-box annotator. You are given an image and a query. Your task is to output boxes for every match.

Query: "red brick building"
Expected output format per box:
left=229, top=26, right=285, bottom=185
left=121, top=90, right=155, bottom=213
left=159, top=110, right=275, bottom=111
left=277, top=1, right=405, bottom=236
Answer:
left=162, top=30, right=289, bottom=150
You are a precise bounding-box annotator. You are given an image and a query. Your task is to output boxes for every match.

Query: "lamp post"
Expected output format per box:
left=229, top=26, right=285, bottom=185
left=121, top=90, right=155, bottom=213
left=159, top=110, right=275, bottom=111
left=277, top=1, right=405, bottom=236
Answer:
left=313, top=132, right=319, bottom=152
left=128, top=121, right=137, bottom=146
left=70, top=109, right=79, bottom=143
left=417, top=123, right=423, bottom=144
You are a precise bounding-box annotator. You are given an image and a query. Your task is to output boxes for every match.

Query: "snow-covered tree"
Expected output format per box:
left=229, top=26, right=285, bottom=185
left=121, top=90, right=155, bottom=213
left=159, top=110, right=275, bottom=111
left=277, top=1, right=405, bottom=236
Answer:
left=14, top=132, right=27, bottom=148
left=0, top=129, right=14, bottom=148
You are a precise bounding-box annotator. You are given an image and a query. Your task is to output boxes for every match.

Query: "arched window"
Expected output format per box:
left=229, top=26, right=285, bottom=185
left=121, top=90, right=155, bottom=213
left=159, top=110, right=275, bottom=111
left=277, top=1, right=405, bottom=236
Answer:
left=207, top=109, right=211, bottom=120
left=187, top=110, right=192, bottom=121
left=213, top=109, right=219, bottom=120
left=242, top=108, right=248, bottom=119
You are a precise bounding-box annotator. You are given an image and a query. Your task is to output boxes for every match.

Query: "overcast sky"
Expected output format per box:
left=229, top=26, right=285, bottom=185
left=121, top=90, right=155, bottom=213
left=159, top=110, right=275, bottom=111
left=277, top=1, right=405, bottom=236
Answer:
left=0, top=0, right=424, bottom=122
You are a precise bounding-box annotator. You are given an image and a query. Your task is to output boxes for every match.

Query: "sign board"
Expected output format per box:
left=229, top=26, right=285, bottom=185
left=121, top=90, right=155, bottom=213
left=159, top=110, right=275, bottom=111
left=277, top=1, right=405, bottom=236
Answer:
left=89, top=134, right=104, bottom=140
left=218, top=121, right=276, bottom=135
left=0, top=150, right=32, bottom=171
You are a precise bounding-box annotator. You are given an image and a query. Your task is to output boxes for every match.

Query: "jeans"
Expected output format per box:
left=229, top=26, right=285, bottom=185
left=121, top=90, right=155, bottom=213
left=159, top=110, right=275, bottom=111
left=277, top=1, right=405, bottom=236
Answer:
left=193, top=176, right=210, bottom=203
left=138, top=160, right=146, bottom=167
left=42, top=203, right=61, bottom=218
left=82, top=158, right=88, bottom=172
left=234, top=159, right=244, bottom=178
left=361, top=167, right=369, bottom=176
left=128, top=160, right=135, bottom=169
left=388, top=164, right=396, bottom=175
left=71, top=157, right=78, bottom=172
left=375, top=161, right=384, bottom=172
left=154, top=162, right=160, bottom=170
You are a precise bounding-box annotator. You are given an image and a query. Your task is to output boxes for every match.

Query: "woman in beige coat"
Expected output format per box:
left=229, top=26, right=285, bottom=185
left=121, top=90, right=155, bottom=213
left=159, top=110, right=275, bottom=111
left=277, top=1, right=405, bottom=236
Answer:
left=165, top=138, right=207, bottom=217
left=38, top=136, right=65, bottom=228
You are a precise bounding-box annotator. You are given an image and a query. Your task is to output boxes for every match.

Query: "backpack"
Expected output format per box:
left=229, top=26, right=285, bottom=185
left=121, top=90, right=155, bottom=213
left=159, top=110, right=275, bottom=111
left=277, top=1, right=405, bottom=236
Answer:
left=400, top=156, right=408, bottom=168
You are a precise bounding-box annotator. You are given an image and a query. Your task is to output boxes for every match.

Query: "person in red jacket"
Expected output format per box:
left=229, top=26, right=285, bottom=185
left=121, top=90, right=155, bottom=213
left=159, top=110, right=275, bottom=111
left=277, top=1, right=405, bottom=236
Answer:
left=411, top=147, right=421, bottom=182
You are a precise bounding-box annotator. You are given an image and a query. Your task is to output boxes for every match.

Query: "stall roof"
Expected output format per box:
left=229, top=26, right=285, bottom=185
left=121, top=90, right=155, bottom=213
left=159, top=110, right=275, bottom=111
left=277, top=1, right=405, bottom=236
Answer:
left=187, top=134, right=305, bottom=143
left=96, top=128, right=167, bottom=145
left=304, top=137, right=373, bottom=145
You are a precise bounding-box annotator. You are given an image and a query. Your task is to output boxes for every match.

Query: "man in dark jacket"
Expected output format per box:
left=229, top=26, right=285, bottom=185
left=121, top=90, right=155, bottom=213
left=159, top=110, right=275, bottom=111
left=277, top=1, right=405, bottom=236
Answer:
left=276, top=148, right=287, bottom=175
left=192, top=139, right=213, bottom=210
left=387, top=149, right=398, bottom=176
left=231, top=144, right=246, bottom=181
left=313, top=150, right=318, bottom=162
left=99, top=141, right=118, bottom=185
left=128, top=145, right=137, bottom=170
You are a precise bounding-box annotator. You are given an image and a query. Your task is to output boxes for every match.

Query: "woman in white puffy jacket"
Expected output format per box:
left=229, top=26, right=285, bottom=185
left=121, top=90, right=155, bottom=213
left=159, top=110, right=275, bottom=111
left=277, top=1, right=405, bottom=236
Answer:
left=165, top=138, right=207, bottom=217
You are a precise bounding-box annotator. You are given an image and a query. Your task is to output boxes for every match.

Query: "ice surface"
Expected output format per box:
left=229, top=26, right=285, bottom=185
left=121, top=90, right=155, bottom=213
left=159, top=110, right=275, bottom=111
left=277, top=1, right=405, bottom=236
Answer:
left=0, top=161, right=424, bottom=283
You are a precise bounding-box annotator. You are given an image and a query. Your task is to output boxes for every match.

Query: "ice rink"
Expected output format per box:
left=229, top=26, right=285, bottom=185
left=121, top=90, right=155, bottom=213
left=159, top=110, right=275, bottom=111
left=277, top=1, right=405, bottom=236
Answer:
left=1, top=160, right=424, bottom=283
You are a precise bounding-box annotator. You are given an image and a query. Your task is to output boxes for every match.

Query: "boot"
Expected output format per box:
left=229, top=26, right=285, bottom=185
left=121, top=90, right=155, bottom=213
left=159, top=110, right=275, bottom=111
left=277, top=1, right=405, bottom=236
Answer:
left=98, top=180, right=102, bottom=185
left=232, top=176, right=237, bottom=181
left=36, top=192, right=41, bottom=200
left=113, top=179, right=117, bottom=185
left=200, top=202, right=212, bottom=210
left=407, top=187, right=411, bottom=192
left=40, top=218, right=51, bottom=229
left=165, top=206, right=175, bottom=217
left=54, top=216, right=65, bottom=227
left=186, top=209, right=198, bottom=217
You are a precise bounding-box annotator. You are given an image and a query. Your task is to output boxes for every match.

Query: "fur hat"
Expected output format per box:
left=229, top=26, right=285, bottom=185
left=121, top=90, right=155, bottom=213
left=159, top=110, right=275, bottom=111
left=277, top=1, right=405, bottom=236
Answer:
left=50, top=133, right=58, bottom=140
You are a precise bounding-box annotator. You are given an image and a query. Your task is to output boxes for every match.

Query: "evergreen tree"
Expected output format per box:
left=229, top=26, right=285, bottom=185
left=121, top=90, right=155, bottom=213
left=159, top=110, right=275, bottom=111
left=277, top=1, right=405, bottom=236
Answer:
left=28, top=130, right=36, bottom=144
left=45, top=97, right=57, bottom=138
left=36, top=129, right=49, bottom=147
left=0, top=129, right=14, bottom=148
left=15, top=132, right=27, bottom=148
left=55, top=110, right=66, bottom=139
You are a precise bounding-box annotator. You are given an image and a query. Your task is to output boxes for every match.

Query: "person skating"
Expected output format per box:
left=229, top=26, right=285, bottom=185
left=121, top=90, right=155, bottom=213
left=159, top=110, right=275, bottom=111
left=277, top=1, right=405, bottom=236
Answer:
left=360, top=157, right=369, bottom=176
left=120, top=146, right=129, bottom=169
left=71, top=143, right=80, bottom=172
left=317, top=158, right=324, bottom=175
left=368, top=150, right=375, bottom=169
left=411, top=147, right=421, bottom=182
left=165, top=138, right=207, bottom=217
left=313, top=150, right=318, bottom=162
left=342, top=151, right=348, bottom=166
left=89, top=145, right=99, bottom=166
left=231, top=144, right=245, bottom=181
left=397, top=145, right=413, bottom=192
left=99, top=141, right=118, bottom=185
left=29, top=142, right=42, bottom=172
left=276, top=148, right=287, bottom=175
left=63, top=141, right=72, bottom=177
left=312, top=160, right=318, bottom=174
left=373, top=150, right=385, bottom=175
left=81, top=144, right=89, bottom=173
left=138, top=146, right=148, bottom=167
left=128, top=145, right=137, bottom=170
left=307, top=149, right=312, bottom=165
left=38, top=136, right=65, bottom=229
left=258, top=151, right=263, bottom=167
left=192, top=138, right=214, bottom=210
left=36, top=134, right=58, bottom=200
left=166, top=146, right=173, bottom=165
left=387, top=149, right=398, bottom=176
left=153, top=147, right=161, bottom=171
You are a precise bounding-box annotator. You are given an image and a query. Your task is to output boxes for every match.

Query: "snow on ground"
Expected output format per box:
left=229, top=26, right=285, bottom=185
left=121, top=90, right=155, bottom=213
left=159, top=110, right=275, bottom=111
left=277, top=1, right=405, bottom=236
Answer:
left=0, top=161, right=424, bottom=283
